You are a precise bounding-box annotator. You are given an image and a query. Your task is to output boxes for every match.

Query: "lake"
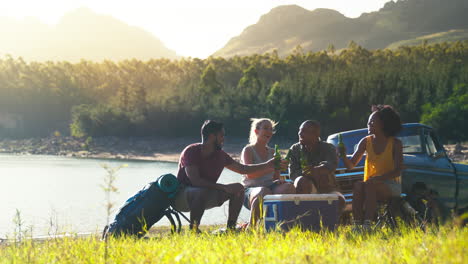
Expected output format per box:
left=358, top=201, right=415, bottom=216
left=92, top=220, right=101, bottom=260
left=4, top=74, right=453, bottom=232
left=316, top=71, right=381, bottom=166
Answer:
left=0, top=154, right=250, bottom=237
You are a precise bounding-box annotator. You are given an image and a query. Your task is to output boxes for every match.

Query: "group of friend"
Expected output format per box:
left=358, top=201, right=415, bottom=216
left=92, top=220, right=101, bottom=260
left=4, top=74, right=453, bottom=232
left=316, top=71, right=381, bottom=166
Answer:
left=172, top=105, right=403, bottom=232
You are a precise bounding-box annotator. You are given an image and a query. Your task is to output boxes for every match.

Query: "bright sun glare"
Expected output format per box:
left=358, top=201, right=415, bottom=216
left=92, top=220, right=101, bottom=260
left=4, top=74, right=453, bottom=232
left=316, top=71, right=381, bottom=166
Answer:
left=0, top=0, right=391, bottom=58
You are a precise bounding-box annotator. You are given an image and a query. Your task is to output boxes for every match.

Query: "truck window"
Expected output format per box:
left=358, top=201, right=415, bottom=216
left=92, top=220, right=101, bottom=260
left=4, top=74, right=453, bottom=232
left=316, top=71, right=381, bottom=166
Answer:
left=430, top=131, right=444, bottom=152
left=425, top=134, right=438, bottom=155
left=395, top=127, right=423, bottom=154
left=425, top=130, right=444, bottom=155
left=398, top=135, right=423, bottom=153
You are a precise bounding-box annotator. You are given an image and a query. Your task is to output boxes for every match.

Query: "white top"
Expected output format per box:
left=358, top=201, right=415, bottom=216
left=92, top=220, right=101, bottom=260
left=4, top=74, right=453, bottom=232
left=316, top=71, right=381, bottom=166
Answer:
left=241, top=145, right=275, bottom=188
left=264, top=194, right=339, bottom=202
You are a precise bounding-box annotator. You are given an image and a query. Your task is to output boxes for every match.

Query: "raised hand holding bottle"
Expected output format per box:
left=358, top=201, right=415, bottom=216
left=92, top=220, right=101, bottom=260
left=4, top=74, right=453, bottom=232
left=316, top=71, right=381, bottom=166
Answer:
left=274, top=144, right=281, bottom=170
left=337, top=133, right=346, bottom=157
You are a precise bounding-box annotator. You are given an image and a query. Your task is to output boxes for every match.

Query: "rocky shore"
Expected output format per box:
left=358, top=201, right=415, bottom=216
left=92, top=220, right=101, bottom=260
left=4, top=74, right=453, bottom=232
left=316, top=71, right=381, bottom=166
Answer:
left=0, top=136, right=466, bottom=164
left=0, top=136, right=251, bottom=163
left=443, top=143, right=468, bottom=163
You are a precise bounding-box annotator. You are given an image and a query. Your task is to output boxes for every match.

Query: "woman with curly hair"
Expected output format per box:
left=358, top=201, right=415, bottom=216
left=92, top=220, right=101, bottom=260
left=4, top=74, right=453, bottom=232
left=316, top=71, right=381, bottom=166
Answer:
left=338, top=105, right=403, bottom=230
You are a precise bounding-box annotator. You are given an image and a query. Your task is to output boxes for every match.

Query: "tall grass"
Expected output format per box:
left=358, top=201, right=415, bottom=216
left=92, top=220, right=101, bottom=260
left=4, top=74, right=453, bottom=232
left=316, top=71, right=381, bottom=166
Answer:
left=1, top=224, right=466, bottom=263
left=100, top=163, right=126, bottom=263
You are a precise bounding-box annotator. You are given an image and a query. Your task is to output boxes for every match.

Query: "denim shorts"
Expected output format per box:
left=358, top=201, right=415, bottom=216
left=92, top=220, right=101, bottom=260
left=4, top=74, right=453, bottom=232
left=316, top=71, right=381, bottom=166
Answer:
left=384, top=180, right=402, bottom=197
left=243, top=183, right=279, bottom=210
left=172, top=185, right=229, bottom=212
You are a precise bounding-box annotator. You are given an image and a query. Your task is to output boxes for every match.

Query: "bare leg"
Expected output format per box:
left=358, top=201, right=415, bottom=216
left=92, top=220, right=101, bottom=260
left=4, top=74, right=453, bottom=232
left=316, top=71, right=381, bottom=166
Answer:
left=294, top=176, right=315, bottom=194
left=330, top=191, right=346, bottom=215
left=249, top=187, right=273, bottom=226
left=352, top=181, right=365, bottom=222
left=364, top=181, right=393, bottom=221
left=272, top=183, right=296, bottom=195
left=226, top=183, right=244, bottom=229
left=186, top=188, right=211, bottom=230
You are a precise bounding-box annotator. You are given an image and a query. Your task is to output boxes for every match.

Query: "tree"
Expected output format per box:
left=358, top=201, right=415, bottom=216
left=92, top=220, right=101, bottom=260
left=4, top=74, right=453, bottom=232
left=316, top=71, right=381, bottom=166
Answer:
left=198, top=64, right=224, bottom=117
left=1, top=41, right=468, bottom=138
left=420, top=84, right=468, bottom=142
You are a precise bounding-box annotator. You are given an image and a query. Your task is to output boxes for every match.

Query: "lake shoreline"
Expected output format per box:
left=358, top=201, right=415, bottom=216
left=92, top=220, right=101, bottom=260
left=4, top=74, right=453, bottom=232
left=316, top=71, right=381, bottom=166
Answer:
left=1, top=136, right=466, bottom=163
left=0, top=136, right=253, bottom=163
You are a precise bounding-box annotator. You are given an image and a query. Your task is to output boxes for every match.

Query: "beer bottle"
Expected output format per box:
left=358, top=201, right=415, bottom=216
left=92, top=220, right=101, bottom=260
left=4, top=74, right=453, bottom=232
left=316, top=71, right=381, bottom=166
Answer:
left=280, top=148, right=292, bottom=181
left=300, top=150, right=308, bottom=170
left=338, top=133, right=346, bottom=157
left=284, top=148, right=292, bottom=161
left=274, top=144, right=281, bottom=171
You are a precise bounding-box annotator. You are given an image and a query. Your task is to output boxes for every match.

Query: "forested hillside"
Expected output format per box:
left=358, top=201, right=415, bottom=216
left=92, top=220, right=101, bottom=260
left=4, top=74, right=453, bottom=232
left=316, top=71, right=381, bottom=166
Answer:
left=1, top=41, right=467, bottom=141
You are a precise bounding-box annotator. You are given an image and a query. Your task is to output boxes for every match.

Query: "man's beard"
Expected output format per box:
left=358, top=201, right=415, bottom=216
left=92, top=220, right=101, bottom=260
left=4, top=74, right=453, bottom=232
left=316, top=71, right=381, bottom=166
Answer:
left=215, top=140, right=223, bottom=150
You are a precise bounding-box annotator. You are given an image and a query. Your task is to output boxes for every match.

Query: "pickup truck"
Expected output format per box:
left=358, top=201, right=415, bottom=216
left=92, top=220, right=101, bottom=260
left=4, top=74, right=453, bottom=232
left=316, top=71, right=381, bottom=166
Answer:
left=327, top=123, right=468, bottom=222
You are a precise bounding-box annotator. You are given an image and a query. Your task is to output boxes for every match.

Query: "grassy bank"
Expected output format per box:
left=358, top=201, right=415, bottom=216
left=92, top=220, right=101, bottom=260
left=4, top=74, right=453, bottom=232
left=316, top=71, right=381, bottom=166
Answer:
left=1, top=225, right=466, bottom=263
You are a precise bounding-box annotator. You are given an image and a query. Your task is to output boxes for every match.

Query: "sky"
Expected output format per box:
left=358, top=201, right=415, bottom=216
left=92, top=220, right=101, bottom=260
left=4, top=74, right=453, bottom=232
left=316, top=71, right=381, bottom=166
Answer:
left=0, top=0, right=392, bottom=58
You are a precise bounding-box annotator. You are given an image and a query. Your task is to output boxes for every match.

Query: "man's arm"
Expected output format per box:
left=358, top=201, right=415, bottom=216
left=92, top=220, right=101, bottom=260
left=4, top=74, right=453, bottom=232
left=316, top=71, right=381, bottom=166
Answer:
left=288, top=146, right=302, bottom=179
left=320, top=143, right=339, bottom=171
left=304, top=143, right=338, bottom=177
left=226, top=158, right=275, bottom=175
left=241, top=146, right=274, bottom=179
left=185, top=166, right=226, bottom=191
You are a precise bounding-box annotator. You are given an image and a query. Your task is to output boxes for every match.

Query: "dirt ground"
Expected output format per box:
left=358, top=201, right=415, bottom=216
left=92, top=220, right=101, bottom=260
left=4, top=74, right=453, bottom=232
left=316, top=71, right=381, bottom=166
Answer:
left=444, top=143, right=468, bottom=163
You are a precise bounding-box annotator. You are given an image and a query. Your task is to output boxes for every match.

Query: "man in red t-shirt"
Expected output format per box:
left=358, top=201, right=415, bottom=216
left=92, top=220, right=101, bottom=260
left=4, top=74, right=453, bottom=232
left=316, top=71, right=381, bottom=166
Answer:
left=174, top=120, right=280, bottom=232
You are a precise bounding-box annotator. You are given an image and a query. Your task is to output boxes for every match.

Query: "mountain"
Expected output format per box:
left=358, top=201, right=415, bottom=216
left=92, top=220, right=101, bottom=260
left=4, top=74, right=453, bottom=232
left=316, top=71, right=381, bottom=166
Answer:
left=213, top=0, right=468, bottom=57
left=0, top=8, right=178, bottom=61
left=386, top=29, right=468, bottom=49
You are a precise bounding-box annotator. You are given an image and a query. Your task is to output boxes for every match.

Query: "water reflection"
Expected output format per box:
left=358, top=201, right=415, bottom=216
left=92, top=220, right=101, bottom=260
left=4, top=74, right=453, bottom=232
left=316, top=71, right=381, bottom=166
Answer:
left=0, top=154, right=249, bottom=236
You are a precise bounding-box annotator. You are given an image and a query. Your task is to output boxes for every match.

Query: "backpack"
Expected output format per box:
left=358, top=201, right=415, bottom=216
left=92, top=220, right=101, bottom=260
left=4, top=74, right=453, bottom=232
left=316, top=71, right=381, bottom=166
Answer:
left=102, top=173, right=189, bottom=239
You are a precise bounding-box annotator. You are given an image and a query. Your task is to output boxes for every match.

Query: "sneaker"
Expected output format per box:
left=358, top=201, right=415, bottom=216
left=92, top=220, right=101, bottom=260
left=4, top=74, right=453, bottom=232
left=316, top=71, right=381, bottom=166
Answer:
left=212, top=225, right=245, bottom=235
left=212, top=228, right=236, bottom=235
left=211, top=227, right=228, bottom=235
left=237, top=222, right=249, bottom=231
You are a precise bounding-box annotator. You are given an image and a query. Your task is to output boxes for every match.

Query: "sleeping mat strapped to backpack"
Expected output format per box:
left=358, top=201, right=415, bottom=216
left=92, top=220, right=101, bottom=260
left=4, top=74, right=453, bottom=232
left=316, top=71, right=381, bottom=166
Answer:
left=102, top=173, right=187, bottom=238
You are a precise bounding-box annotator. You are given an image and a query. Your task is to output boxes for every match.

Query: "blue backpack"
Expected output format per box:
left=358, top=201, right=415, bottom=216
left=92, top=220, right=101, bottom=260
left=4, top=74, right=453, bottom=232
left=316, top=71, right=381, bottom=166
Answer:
left=102, top=173, right=189, bottom=238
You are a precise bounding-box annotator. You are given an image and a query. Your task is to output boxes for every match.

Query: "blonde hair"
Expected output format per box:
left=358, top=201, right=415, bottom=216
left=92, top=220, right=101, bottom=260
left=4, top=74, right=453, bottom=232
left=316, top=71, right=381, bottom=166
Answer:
left=248, top=118, right=278, bottom=145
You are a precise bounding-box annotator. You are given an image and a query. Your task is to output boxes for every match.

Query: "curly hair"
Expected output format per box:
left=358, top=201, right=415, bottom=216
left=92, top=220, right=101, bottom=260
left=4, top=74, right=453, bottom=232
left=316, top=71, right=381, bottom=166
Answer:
left=371, top=105, right=402, bottom=137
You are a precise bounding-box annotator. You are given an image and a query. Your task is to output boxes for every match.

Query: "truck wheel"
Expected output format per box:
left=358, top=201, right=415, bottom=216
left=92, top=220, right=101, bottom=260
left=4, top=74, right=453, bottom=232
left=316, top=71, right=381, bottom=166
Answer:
left=400, top=199, right=428, bottom=231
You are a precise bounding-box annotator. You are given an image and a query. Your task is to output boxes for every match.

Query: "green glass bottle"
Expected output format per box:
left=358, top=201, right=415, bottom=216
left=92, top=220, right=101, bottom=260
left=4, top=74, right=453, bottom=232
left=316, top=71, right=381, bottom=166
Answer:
left=300, top=150, right=308, bottom=170
left=274, top=144, right=281, bottom=170
left=283, top=148, right=292, bottom=180
left=338, top=133, right=346, bottom=157
left=284, top=148, right=292, bottom=161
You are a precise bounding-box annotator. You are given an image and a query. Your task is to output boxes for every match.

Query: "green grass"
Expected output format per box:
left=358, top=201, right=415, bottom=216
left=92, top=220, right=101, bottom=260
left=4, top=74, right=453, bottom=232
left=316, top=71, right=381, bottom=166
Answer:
left=1, top=225, right=466, bottom=263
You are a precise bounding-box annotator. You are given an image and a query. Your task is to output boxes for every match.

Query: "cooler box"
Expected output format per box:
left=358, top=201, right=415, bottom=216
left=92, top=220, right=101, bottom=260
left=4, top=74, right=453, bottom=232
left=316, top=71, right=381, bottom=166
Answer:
left=263, top=194, right=339, bottom=231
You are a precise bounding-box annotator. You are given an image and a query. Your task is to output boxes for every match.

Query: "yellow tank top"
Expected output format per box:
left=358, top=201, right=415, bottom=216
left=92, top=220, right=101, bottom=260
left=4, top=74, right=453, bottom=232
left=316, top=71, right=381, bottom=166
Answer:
left=364, top=136, right=400, bottom=182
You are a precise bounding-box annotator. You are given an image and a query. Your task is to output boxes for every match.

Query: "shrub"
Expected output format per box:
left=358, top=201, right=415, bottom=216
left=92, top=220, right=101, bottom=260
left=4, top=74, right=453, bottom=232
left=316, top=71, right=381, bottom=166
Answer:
left=421, top=84, right=468, bottom=142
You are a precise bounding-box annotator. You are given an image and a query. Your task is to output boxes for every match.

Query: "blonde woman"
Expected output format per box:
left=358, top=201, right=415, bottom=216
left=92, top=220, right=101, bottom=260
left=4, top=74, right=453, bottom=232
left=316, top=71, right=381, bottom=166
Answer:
left=241, top=118, right=296, bottom=226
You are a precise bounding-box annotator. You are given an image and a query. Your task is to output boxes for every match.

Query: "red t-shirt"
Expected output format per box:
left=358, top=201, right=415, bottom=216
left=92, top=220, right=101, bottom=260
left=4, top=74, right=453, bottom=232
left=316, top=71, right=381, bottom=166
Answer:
left=177, top=143, right=235, bottom=185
